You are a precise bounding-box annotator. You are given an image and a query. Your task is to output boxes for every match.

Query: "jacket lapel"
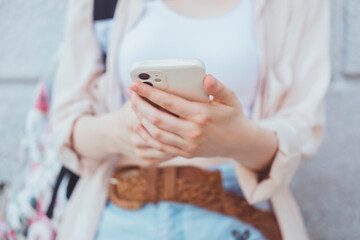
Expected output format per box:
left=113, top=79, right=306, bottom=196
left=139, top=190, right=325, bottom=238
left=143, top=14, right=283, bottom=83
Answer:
left=249, top=0, right=266, bottom=120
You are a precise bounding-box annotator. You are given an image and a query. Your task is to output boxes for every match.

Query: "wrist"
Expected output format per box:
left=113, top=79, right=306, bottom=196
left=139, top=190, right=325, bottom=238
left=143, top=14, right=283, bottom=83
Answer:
left=96, top=112, right=125, bottom=155
left=230, top=118, right=278, bottom=173
left=73, top=113, right=121, bottom=160
left=227, top=117, right=257, bottom=160
left=251, top=124, right=278, bottom=172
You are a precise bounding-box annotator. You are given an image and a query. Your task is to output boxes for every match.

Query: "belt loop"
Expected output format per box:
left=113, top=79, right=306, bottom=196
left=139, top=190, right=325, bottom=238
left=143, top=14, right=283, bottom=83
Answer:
left=145, top=167, right=158, bottom=203
left=163, top=167, right=177, bottom=200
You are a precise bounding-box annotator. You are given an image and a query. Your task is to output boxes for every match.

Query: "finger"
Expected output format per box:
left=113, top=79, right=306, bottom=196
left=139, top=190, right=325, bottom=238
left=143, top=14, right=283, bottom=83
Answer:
left=135, top=148, right=174, bottom=161
left=145, top=160, right=167, bottom=166
left=130, top=133, right=151, bottom=149
left=128, top=89, right=193, bottom=137
left=144, top=158, right=169, bottom=166
left=124, top=102, right=141, bottom=128
left=140, top=118, right=187, bottom=149
left=128, top=82, right=201, bottom=119
left=134, top=124, right=191, bottom=158
left=203, top=74, right=239, bottom=106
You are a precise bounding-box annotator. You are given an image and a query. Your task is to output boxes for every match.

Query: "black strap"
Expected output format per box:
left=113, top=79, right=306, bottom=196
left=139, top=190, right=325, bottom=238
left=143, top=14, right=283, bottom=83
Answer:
left=46, top=167, right=79, bottom=219
left=66, top=169, right=80, bottom=199
left=93, top=0, right=118, bottom=66
left=46, top=167, right=66, bottom=218
left=94, top=0, right=118, bottom=21
left=46, top=0, right=118, bottom=219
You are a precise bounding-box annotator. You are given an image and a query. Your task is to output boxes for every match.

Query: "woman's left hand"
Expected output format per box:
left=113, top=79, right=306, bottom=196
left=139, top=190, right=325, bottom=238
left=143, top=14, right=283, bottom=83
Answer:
left=126, top=74, right=277, bottom=171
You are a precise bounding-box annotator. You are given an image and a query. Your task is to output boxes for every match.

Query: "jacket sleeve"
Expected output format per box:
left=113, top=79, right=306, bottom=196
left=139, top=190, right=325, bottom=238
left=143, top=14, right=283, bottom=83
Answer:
left=49, top=0, right=107, bottom=175
left=233, top=0, right=331, bottom=203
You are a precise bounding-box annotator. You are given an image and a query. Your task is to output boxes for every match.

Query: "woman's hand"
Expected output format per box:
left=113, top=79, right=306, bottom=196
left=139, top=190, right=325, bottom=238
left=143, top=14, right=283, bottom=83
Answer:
left=126, top=74, right=278, bottom=171
left=72, top=101, right=177, bottom=164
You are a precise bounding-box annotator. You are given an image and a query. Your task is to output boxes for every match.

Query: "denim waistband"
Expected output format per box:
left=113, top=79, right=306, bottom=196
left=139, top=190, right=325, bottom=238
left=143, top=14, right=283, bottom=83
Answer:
left=206, top=161, right=244, bottom=196
left=207, top=161, right=271, bottom=212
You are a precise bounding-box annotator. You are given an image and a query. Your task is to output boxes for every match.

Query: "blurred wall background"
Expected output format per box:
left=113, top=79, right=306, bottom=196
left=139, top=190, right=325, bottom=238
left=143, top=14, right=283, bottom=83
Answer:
left=0, top=0, right=359, bottom=81
left=0, top=0, right=67, bottom=81
left=0, top=0, right=359, bottom=239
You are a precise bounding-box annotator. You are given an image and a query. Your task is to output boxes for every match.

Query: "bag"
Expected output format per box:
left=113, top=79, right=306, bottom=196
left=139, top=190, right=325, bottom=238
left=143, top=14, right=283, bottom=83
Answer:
left=0, top=1, right=118, bottom=239
left=1, top=61, right=66, bottom=239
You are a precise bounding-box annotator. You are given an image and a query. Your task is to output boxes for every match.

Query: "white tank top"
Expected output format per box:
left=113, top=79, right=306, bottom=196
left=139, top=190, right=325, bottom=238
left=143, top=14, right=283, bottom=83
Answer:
left=117, top=0, right=259, bottom=117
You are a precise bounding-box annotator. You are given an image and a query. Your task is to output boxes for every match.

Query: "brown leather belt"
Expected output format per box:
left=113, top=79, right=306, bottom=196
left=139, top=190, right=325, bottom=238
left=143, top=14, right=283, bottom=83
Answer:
left=108, top=165, right=282, bottom=240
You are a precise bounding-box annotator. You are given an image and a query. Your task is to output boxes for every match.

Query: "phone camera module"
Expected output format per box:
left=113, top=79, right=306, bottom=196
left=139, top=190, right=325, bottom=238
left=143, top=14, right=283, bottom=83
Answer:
left=138, top=73, right=150, bottom=80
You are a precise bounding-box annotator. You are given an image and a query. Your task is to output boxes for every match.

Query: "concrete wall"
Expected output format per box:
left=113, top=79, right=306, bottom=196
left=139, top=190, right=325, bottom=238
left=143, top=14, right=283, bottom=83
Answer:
left=0, top=0, right=359, bottom=81
left=342, top=0, right=360, bottom=77
left=331, top=0, right=360, bottom=80
left=0, top=0, right=360, bottom=239
left=0, top=0, right=67, bottom=81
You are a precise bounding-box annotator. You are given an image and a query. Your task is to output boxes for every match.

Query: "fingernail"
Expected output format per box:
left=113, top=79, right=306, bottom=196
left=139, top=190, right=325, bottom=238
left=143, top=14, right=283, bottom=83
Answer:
left=209, top=74, right=217, bottom=88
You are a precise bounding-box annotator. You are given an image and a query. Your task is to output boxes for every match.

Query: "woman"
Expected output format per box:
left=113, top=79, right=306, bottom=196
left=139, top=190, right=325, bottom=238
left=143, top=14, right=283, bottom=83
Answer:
left=50, top=0, right=330, bottom=239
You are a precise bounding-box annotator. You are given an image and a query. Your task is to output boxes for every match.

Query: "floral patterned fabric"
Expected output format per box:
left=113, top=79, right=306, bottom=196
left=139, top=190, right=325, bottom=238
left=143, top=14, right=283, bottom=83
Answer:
left=0, top=7, right=120, bottom=238
left=0, top=68, right=69, bottom=239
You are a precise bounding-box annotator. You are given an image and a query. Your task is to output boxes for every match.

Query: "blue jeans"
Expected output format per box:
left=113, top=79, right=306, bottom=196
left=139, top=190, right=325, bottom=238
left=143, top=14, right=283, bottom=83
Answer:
left=95, top=162, right=271, bottom=240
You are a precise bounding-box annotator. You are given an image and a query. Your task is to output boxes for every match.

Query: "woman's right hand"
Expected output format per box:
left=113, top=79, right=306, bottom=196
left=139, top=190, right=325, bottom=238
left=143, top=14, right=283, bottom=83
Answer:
left=72, top=101, right=177, bottom=164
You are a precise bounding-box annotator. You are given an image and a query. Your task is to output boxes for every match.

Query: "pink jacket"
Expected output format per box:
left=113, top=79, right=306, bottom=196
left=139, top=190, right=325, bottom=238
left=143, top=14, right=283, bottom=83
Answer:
left=50, top=0, right=330, bottom=239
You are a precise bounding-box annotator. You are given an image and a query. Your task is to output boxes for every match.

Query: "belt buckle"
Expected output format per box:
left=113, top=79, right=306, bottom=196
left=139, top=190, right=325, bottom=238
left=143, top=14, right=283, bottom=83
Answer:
left=108, top=165, right=146, bottom=210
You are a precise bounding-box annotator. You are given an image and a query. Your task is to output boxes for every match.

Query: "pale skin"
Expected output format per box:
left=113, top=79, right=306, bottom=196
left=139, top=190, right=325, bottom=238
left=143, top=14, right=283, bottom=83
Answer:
left=73, top=74, right=278, bottom=172
left=127, top=75, right=278, bottom=171
left=72, top=0, right=278, bottom=172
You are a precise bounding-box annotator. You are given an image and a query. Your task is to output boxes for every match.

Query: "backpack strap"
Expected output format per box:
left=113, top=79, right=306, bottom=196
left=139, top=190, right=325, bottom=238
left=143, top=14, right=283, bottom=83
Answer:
left=46, top=167, right=80, bottom=219
left=46, top=0, right=119, bottom=219
left=94, top=0, right=118, bottom=21
left=93, top=0, right=119, bottom=66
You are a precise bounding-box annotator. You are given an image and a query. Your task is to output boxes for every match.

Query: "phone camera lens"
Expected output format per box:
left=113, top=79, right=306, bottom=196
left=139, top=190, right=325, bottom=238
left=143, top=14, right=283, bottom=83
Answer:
left=154, top=78, right=161, bottom=82
left=138, top=73, right=150, bottom=80
left=144, top=82, right=153, bottom=87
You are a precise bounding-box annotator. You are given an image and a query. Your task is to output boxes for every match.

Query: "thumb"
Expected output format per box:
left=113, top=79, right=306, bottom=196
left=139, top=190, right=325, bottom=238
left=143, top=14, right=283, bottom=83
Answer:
left=204, top=74, right=238, bottom=106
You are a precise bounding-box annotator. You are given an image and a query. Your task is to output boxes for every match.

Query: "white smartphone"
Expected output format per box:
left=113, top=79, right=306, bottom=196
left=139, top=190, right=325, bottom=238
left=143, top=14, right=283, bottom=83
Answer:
left=130, top=58, right=209, bottom=103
